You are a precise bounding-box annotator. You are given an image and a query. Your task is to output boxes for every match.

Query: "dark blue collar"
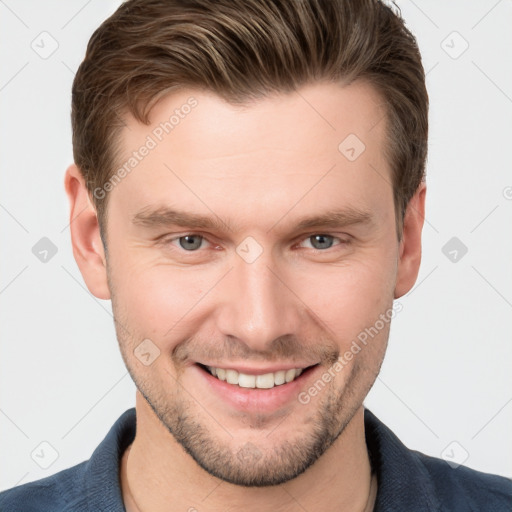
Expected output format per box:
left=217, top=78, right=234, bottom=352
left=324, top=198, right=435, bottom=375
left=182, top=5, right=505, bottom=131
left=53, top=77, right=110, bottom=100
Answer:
left=82, top=407, right=442, bottom=511
left=364, top=408, right=441, bottom=511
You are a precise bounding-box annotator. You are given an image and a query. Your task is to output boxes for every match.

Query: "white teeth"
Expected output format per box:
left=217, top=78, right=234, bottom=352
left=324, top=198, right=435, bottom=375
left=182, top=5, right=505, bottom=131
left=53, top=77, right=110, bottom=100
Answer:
left=256, top=373, right=275, bottom=389
left=206, top=365, right=308, bottom=388
left=238, top=373, right=256, bottom=388
left=274, top=370, right=286, bottom=385
left=285, top=369, right=296, bottom=383
left=225, top=369, right=239, bottom=385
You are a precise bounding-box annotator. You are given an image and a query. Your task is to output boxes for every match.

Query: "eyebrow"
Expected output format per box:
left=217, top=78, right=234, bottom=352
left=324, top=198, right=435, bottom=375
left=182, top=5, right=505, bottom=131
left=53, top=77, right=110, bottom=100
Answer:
left=131, top=205, right=374, bottom=233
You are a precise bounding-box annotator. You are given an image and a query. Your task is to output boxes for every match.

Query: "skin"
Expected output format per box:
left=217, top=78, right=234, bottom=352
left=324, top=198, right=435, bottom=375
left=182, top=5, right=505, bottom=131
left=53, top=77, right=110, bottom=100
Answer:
left=64, top=80, right=426, bottom=512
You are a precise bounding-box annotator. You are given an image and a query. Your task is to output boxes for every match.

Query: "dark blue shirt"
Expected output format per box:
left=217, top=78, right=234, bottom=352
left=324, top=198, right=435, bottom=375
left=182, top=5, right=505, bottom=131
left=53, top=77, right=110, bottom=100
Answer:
left=1, top=407, right=511, bottom=511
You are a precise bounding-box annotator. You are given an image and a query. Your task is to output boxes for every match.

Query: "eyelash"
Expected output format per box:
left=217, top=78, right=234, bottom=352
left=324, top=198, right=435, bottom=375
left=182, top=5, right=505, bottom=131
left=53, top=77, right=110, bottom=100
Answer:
left=161, top=232, right=351, bottom=254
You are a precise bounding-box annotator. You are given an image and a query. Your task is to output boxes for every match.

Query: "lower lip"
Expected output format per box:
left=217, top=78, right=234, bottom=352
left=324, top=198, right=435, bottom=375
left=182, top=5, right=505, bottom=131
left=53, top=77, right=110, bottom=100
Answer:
left=191, top=363, right=321, bottom=413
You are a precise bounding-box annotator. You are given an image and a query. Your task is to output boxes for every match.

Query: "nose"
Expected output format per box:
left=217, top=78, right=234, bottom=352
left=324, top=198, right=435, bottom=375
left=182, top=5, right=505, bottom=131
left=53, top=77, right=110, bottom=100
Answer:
left=215, top=245, right=304, bottom=353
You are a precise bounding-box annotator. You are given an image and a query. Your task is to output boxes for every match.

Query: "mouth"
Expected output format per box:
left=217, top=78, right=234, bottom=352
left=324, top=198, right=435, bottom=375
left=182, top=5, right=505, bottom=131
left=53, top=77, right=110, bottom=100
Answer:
left=191, top=362, right=324, bottom=414
left=196, top=362, right=319, bottom=389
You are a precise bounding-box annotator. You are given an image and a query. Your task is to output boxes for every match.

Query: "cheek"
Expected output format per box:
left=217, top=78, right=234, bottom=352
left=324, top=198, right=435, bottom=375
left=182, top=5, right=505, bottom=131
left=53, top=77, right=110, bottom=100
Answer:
left=110, top=258, right=211, bottom=341
left=293, top=255, right=395, bottom=343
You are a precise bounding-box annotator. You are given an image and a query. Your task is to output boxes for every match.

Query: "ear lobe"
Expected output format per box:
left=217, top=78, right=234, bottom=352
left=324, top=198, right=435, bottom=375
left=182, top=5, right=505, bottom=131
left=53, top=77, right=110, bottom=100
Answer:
left=64, top=164, right=111, bottom=300
left=394, top=182, right=427, bottom=299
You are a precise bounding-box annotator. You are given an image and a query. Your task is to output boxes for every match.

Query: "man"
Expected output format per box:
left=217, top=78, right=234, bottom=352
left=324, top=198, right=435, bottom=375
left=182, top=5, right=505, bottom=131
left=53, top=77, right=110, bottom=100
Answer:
left=1, top=0, right=510, bottom=510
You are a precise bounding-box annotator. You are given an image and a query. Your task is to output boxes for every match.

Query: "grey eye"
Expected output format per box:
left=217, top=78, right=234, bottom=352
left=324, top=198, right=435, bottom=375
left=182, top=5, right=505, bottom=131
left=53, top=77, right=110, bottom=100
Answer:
left=309, top=234, right=335, bottom=250
left=178, top=235, right=204, bottom=251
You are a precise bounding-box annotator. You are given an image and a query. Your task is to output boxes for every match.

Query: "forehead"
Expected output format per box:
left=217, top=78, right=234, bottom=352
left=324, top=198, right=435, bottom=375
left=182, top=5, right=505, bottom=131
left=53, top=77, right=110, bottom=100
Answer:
left=118, top=79, right=387, bottom=163
left=109, top=80, right=391, bottom=229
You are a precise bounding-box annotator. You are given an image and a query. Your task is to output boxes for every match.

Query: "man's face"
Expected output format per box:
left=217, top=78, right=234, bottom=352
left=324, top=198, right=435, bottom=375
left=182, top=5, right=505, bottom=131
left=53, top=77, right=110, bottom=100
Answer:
left=104, top=81, right=401, bottom=486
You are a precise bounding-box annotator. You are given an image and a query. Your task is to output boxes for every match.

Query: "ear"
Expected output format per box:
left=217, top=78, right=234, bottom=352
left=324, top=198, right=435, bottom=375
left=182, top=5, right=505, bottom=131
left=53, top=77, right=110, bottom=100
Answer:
left=394, top=182, right=427, bottom=299
left=64, top=164, right=111, bottom=300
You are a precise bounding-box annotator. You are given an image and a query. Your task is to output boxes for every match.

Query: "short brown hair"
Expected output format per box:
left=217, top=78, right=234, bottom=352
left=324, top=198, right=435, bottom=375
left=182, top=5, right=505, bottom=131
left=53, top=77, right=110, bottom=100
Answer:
left=71, top=0, right=428, bottom=245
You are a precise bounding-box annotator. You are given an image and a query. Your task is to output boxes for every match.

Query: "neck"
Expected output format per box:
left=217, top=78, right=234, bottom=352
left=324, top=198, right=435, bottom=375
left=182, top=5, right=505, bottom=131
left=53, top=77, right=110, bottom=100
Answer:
left=120, top=394, right=374, bottom=512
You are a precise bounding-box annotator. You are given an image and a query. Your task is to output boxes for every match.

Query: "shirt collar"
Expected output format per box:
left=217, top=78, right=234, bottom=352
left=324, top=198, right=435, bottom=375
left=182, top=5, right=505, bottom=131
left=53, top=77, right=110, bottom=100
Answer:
left=81, top=407, right=442, bottom=511
left=84, top=408, right=136, bottom=511
left=364, top=408, right=442, bottom=512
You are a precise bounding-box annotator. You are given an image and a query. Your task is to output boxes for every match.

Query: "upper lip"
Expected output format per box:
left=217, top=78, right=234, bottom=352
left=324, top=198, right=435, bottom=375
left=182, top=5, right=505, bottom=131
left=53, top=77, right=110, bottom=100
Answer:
left=196, top=362, right=318, bottom=375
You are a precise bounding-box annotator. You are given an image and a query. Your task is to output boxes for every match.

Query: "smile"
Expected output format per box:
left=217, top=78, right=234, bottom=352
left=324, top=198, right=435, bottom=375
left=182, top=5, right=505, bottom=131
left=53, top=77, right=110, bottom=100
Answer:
left=197, top=363, right=318, bottom=389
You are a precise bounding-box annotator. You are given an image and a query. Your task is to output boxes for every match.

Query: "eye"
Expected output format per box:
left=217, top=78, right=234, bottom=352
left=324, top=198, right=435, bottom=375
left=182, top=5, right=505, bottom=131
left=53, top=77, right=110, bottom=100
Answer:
left=174, top=234, right=206, bottom=251
left=298, top=234, right=346, bottom=251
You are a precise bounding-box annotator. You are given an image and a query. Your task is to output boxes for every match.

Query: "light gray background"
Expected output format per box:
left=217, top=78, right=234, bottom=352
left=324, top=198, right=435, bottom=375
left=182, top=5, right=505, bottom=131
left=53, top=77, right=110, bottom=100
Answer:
left=1, top=0, right=511, bottom=490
